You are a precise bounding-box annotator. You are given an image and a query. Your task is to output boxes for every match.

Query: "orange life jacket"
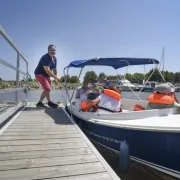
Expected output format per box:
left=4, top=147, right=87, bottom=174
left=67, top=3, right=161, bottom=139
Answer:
left=81, top=100, right=98, bottom=112
left=148, top=92, right=175, bottom=105
left=103, top=89, right=121, bottom=100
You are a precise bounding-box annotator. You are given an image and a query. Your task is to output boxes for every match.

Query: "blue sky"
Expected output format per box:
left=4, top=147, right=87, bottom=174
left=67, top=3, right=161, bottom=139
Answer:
left=0, top=0, right=180, bottom=81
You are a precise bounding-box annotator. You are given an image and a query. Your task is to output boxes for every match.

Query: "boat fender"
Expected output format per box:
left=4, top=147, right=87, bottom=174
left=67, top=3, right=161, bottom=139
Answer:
left=119, top=140, right=130, bottom=171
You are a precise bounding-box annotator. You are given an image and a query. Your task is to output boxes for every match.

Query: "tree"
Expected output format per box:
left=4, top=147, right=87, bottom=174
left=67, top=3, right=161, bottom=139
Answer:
left=145, top=68, right=162, bottom=82
left=125, top=73, right=133, bottom=82
left=84, top=71, right=97, bottom=81
left=0, top=77, right=2, bottom=81
left=107, top=75, right=117, bottom=80
left=174, top=72, right=180, bottom=83
left=133, top=73, right=144, bottom=84
left=70, top=76, right=79, bottom=83
left=98, top=72, right=106, bottom=79
left=60, top=75, right=70, bottom=82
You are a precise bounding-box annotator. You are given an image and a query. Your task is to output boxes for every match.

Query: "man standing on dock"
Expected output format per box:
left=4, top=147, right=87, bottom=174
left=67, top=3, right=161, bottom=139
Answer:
left=34, top=44, right=61, bottom=108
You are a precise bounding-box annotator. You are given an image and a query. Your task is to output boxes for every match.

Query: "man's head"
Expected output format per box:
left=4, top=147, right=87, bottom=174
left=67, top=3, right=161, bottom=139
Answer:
left=155, top=82, right=175, bottom=95
left=48, top=44, right=56, bottom=57
left=103, top=81, right=120, bottom=94
left=83, top=79, right=89, bottom=88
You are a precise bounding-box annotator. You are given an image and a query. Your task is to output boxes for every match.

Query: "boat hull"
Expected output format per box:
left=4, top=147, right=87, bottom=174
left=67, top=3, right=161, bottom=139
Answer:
left=70, top=111, right=180, bottom=179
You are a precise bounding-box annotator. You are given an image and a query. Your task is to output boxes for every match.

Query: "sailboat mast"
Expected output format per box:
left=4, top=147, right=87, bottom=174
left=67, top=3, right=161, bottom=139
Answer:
left=162, top=46, right=165, bottom=78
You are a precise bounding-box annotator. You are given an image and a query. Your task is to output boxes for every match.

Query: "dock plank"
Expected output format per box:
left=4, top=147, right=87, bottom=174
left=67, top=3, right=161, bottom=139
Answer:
left=48, top=172, right=112, bottom=180
left=0, top=162, right=106, bottom=180
left=0, top=137, right=84, bottom=146
left=0, top=154, right=97, bottom=171
left=0, top=133, right=81, bottom=140
left=2, top=130, right=78, bottom=136
left=0, top=141, right=87, bottom=152
left=0, top=148, right=92, bottom=161
left=5, top=126, right=77, bottom=132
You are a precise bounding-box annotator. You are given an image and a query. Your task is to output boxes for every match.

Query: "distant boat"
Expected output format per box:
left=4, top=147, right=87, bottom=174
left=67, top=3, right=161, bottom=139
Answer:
left=137, top=81, right=158, bottom=92
left=116, top=79, right=136, bottom=91
left=175, top=87, right=180, bottom=92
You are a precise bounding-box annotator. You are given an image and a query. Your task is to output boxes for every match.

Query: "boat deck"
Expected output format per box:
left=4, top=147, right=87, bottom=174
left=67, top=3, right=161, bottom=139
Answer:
left=0, top=102, right=120, bottom=180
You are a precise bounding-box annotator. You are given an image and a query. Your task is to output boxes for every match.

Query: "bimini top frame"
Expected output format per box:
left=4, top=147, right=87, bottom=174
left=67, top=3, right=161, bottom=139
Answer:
left=63, top=57, right=163, bottom=113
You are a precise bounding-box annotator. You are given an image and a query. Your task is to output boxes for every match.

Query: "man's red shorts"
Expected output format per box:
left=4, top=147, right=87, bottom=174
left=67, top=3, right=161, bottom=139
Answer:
left=35, top=74, right=51, bottom=92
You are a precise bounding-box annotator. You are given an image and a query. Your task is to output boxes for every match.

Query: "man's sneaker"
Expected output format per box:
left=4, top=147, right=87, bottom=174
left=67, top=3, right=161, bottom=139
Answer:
left=36, top=102, right=47, bottom=108
left=48, top=101, right=58, bottom=108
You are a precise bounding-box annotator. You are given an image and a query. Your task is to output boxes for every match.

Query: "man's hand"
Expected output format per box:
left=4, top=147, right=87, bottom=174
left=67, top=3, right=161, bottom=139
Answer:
left=55, top=76, right=61, bottom=82
left=54, top=79, right=59, bottom=85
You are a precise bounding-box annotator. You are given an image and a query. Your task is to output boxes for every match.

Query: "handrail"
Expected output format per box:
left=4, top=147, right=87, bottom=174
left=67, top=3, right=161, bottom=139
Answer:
left=0, top=24, right=29, bottom=105
left=0, top=58, right=27, bottom=75
left=0, top=25, right=28, bottom=66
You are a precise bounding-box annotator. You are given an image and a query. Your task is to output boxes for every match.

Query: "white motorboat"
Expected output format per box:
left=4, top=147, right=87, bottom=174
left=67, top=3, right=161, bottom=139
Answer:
left=64, top=57, right=180, bottom=179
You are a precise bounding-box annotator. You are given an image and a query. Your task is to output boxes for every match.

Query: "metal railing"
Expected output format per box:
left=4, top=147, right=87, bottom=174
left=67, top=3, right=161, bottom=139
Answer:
left=0, top=24, right=29, bottom=105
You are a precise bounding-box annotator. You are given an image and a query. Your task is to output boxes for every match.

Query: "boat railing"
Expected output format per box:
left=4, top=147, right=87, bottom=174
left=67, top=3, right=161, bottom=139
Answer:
left=0, top=25, right=29, bottom=105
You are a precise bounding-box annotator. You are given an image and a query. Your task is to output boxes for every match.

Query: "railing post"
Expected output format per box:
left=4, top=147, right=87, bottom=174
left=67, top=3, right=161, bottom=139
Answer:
left=15, top=53, right=20, bottom=105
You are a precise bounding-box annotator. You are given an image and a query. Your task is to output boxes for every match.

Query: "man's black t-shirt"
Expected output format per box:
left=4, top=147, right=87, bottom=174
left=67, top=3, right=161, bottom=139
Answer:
left=34, top=53, right=57, bottom=77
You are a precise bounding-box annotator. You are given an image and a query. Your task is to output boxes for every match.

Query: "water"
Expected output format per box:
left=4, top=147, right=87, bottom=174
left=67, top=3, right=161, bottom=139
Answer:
left=27, top=90, right=180, bottom=104
left=1, top=89, right=180, bottom=104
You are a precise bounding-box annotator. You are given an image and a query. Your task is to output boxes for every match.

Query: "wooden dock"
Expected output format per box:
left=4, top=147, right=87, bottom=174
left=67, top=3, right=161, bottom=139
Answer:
left=0, top=103, right=120, bottom=180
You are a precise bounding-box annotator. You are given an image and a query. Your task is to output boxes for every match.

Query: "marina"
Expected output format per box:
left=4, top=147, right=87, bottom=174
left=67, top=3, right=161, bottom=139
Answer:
left=1, top=2, right=180, bottom=178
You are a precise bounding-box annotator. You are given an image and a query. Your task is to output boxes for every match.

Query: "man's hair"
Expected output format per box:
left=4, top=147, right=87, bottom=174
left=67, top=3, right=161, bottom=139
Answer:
left=48, top=44, right=56, bottom=50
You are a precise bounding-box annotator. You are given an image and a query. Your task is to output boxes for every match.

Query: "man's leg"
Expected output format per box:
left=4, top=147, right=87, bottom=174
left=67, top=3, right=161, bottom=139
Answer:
left=44, top=91, right=50, bottom=102
left=39, top=90, right=50, bottom=103
left=35, top=75, right=51, bottom=107
left=35, top=75, right=58, bottom=108
left=39, top=91, right=46, bottom=102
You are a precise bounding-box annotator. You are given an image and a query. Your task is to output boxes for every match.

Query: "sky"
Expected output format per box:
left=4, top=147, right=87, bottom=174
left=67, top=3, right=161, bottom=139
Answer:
left=0, top=0, right=180, bottom=81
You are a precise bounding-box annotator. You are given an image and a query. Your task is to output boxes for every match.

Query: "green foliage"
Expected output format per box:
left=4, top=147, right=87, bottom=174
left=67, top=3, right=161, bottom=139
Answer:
left=107, top=75, right=117, bottom=80
left=98, top=72, right=106, bottom=79
left=70, top=76, right=79, bottom=83
left=60, top=75, right=70, bottom=82
left=84, top=71, right=97, bottom=81
left=126, top=73, right=144, bottom=84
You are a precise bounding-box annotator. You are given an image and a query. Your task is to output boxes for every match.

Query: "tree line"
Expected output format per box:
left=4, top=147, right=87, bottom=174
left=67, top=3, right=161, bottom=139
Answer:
left=79, top=69, right=180, bottom=84
left=1, top=69, right=180, bottom=84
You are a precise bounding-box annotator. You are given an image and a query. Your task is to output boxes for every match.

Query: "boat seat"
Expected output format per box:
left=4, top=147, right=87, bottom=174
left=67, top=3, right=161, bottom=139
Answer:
left=121, top=98, right=148, bottom=111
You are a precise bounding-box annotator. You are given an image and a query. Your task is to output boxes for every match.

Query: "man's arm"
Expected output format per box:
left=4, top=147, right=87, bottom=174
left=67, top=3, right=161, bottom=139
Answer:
left=43, top=66, right=58, bottom=79
left=53, top=68, right=57, bottom=76
left=42, top=56, right=58, bottom=79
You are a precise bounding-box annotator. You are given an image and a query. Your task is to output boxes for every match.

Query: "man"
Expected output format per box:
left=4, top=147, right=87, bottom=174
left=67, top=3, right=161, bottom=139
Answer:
left=146, top=82, right=180, bottom=110
left=75, top=79, right=97, bottom=99
left=34, top=44, right=61, bottom=108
